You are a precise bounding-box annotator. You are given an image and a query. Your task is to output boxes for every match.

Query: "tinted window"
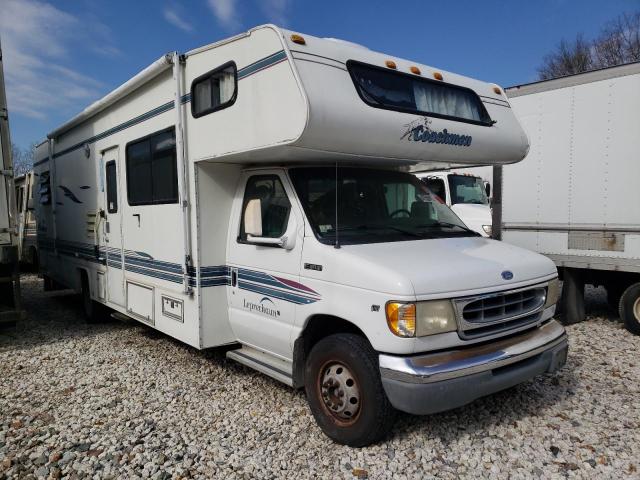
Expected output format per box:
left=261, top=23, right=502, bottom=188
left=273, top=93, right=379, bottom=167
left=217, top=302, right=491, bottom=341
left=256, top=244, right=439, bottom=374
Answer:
left=38, top=171, right=51, bottom=205
left=105, top=161, right=118, bottom=213
left=16, top=186, right=24, bottom=213
left=290, top=167, right=474, bottom=245
left=447, top=174, right=489, bottom=205
left=126, top=128, right=178, bottom=206
left=191, top=62, right=237, bottom=118
left=239, top=175, right=291, bottom=241
left=423, top=177, right=446, bottom=202
left=347, top=61, right=492, bottom=126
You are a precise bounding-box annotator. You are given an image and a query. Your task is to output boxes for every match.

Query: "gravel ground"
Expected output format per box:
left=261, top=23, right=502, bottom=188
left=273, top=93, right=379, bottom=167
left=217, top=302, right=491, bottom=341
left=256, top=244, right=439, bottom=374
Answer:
left=1, top=275, right=639, bottom=479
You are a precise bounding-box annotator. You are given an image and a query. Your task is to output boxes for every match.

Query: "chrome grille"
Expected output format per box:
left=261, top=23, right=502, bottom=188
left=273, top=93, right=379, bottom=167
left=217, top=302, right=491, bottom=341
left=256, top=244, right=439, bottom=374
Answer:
left=455, top=286, right=547, bottom=339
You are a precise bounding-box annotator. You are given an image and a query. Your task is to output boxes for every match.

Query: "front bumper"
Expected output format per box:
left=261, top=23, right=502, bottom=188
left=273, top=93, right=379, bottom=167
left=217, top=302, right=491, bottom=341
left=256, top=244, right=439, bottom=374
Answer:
left=379, top=320, right=568, bottom=415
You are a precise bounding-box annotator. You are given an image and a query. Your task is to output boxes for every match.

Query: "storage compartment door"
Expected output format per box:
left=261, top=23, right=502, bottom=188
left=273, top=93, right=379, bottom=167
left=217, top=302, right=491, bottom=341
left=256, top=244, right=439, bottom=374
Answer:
left=126, top=281, right=154, bottom=324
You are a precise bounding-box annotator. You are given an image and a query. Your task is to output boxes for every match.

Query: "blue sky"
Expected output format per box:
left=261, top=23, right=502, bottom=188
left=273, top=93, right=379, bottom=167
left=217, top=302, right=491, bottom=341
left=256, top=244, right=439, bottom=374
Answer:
left=1, top=0, right=639, bottom=150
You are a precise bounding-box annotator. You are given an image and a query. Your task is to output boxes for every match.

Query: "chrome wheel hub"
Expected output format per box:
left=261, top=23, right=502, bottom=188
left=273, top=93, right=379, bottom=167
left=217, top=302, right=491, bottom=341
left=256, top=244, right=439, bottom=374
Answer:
left=633, top=297, right=640, bottom=321
left=320, top=362, right=360, bottom=420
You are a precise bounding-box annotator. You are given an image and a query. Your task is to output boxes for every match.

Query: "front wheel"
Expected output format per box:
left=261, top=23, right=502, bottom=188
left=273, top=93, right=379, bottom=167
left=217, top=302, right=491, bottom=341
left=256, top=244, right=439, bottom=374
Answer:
left=304, top=334, right=395, bottom=447
left=619, top=282, right=640, bottom=335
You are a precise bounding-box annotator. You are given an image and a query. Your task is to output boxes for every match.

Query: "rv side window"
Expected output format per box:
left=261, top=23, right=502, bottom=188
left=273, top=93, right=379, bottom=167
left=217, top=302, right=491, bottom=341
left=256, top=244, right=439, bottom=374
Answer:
left=191, top=62, right=237, bottom=118
left=126, top=128, right=179, bottom=206
left=105, top=161, right=118, bottom=213
left=239, top=175, right=291, bottom=241
left=38, top=172, right=52, bottom=205
left=16, top=186, right=24, bottom=213
left=347, top=60, right=492, bottom=126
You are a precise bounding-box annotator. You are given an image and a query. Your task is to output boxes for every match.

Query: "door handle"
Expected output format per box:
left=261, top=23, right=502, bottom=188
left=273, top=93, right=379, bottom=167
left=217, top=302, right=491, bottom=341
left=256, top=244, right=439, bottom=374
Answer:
left=231, top=269, right=238, bottom=287
left=133, top=213, right=140, bottom=227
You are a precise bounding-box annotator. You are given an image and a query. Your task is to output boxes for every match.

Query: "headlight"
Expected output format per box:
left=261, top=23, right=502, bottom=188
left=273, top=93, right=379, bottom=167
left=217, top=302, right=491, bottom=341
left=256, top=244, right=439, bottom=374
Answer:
left=386, top=302, right=416, bottom=337
left=545, top=278, right=561, bottom=308
left=386, top=299, right=457, bottom=337
left=482, top=225, right=492, bottom=235
left=416, top=299, right=457, bottom=336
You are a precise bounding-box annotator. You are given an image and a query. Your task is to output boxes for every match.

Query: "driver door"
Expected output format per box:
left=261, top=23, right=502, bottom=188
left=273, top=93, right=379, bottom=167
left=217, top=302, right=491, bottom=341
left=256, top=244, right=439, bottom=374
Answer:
left=226, top=170, right=305, bottom=358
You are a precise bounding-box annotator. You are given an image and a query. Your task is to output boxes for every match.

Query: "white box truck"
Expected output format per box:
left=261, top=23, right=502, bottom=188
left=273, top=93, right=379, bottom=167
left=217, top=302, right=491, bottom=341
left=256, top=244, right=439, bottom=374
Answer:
left=415, top=169, right=493, bottom=236
left=497, top=62, right=640, bottom=334
left=0, top=37, right=22, bottom=326
left=34, top=25, right=567, bottom=446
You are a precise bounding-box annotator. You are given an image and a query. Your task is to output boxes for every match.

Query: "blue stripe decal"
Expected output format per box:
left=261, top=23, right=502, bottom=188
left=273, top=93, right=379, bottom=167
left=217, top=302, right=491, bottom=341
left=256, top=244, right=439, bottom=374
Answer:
left=37, top=237, right=321, bottom=304
left=35, top=50, right=288, bottom=166
left=238, top=281, right=316, bottom=305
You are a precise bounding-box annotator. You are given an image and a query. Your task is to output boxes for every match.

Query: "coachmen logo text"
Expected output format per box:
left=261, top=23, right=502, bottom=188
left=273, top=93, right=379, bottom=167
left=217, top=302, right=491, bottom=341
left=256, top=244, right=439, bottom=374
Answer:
left=401, top=117, right=472, bottom=147
left=243, top=297, right=280, bottom=317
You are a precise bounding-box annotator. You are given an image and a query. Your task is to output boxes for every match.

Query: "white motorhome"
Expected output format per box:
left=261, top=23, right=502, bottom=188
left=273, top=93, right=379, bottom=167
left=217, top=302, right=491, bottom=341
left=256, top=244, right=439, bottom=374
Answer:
left=0, top=37, right=22, bottom=326
left=35, top=25, right=567, bottom=446
left=15, top=171, right=38, bottom=267
left=498, top=63, right=640, bottom=335
left=415, top=169, right=492, bottom=236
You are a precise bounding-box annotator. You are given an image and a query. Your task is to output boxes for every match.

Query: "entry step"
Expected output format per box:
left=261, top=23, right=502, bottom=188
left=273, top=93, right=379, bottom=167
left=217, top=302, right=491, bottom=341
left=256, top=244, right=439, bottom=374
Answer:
left=226, top=345, right=293, bottom=386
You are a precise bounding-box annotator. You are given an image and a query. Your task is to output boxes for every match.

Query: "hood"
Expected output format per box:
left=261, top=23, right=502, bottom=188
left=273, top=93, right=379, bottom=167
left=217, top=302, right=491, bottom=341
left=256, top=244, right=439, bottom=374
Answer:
left=450, top=203, right=492, bottom=237
left=331, top=237, right=556, bottom=298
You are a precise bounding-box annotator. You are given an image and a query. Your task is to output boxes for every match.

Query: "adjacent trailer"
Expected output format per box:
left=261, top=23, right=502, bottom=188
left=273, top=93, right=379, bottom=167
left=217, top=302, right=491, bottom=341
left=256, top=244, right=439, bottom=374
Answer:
left=500, top=63, right=640, bottom=334
left=0, top=38, right=22, bottom=326
left=35, top=25, right=567, bottom=446
left=15, top=171, right=38, bottom=267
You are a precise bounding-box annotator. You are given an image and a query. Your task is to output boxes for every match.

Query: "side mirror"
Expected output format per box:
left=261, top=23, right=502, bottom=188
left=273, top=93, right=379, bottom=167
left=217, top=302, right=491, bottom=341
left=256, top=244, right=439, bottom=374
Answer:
left=485, top=182, right=491, bottom=198
left=243, top=199, right=262, bottom=237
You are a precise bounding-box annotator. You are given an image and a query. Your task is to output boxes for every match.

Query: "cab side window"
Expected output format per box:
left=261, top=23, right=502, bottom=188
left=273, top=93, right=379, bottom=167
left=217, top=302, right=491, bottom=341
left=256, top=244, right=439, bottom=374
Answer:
left=424, top=177, right=446, bottom=203
left=239, top=175, right=291, bottom=241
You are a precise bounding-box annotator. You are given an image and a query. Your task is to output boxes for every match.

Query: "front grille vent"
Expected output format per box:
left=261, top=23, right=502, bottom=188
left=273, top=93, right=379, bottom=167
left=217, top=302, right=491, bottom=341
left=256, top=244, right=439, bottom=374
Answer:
left=456, top=286, right=547, bottom=339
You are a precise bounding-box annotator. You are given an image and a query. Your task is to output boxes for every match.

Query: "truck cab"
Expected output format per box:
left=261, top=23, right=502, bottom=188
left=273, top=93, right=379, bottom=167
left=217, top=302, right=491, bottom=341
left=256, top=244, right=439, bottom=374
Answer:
left=417, top=171, right=492, bottom=236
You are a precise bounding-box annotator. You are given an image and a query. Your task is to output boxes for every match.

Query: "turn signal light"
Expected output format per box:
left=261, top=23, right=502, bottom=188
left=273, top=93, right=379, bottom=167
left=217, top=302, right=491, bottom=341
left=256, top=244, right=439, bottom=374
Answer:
left=386, top=302, right=416, bottom=337
left=290, top=34, right=306, bottom=45
left=493, top=86, right=502, bottom=94
left=433, top=72, right=443, bottom=81
left=410, top=66, right=421, bottom=75
left=385, top=60, right=397, bottom=69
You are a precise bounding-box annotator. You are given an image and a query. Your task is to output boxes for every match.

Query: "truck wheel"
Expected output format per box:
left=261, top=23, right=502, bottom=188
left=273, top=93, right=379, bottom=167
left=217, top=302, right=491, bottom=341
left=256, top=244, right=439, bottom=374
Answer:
left=304, top=333, right=395, bottom=447
left=81, top=274, right=105, bottom=323
left=619, top=282, right=640, bottom=335
left=605, top=282, right=625, bottom=312
left=560, top=269, right=585, bottom=325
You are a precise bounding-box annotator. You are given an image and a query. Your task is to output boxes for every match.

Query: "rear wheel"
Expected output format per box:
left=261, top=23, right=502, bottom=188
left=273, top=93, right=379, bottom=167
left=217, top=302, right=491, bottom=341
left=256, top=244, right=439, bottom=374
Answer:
left=560, top=269, right=585, bottom=325
left=304, top=333, right=395, bottom=447
left=619, top=282, right=640, bottom=335
left=81, top=273, right=105, bottom=323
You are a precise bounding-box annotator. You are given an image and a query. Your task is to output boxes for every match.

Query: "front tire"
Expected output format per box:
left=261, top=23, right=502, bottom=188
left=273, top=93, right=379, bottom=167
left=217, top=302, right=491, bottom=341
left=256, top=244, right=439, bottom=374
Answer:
left=304, top=334, right=395, bottom=447
left=619, top=282, right=640, bottom=335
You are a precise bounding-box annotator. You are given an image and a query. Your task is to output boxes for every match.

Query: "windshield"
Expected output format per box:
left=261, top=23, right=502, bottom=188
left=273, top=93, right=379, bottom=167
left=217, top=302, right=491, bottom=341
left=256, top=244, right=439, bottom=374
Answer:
left=447, top=174, right=489, bottom=205
left=289, top=167, right=478, bottom=245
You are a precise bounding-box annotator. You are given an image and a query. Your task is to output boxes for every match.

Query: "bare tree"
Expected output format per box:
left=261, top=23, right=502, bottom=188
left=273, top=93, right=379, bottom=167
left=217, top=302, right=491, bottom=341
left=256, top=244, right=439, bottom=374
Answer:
left=593, top=12, right=640, bottom=67
left=537, top=34, right=594, bottom=80
left=537, top=11, right=640, bottom=80
left=11, top=143, right=35, bottom=176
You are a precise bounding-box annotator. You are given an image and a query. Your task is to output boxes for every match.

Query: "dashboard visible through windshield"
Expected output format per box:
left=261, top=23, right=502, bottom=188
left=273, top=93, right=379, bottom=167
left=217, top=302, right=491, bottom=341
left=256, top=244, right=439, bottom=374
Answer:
left=289, top=167, right=478, bottom=245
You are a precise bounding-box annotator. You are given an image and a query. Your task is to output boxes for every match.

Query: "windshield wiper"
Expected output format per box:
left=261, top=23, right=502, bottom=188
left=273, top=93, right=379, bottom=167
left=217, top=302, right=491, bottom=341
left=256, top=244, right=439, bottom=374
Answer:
left=337, top=224, right=424, bottom=238
left=415, top=222, right=481, bottom=236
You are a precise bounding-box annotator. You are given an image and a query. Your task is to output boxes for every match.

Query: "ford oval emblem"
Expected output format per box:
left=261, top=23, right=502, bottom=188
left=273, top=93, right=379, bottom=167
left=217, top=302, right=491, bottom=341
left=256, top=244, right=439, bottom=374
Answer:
left=501, top=270, right=514, bottom=280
